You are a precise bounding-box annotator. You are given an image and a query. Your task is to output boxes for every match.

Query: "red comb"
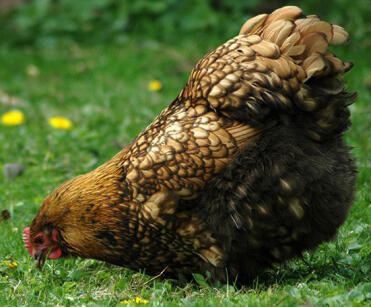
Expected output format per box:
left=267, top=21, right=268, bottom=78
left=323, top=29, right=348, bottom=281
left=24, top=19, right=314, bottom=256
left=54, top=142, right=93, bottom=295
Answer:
left=23, top=227, right=33, bottom=255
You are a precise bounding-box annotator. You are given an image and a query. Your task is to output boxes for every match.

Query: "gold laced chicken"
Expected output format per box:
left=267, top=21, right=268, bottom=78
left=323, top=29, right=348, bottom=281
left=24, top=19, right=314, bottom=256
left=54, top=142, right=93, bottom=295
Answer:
left=24, top=6, right=357, bottom=283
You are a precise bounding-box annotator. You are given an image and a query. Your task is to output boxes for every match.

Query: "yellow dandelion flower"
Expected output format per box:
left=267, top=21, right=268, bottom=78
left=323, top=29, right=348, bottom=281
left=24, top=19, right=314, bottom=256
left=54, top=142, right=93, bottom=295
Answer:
left=1, top=110, right=25, bottom=126
left=135, top=297, right=148, bottom=304
left=120, top=296, right=148, bottom=305
left=148, top=80, right=162, bottom=91
left=26, top=65, right=39, bottom=77
left=2, top=260, right=18, bottom=269
left=48, top=117, right=72, bottom=129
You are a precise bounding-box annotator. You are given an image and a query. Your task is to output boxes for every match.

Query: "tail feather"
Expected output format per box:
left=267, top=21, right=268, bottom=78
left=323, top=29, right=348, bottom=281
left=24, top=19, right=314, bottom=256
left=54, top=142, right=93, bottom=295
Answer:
left=185, top=6, right=355, bottom=140
left=240, top=6, right=351, bottom=80
left=240, top=6, right=356, bottom=140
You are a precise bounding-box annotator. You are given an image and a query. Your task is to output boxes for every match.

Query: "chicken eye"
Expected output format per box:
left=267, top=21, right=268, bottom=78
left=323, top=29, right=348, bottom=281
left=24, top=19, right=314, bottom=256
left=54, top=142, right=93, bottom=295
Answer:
left=34, top=237, right=44, bottom=244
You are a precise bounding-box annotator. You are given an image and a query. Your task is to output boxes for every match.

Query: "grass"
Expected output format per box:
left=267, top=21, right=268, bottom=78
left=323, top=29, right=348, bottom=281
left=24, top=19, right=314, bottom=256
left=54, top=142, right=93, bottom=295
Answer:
left=0, top=35, right=370, bottom=306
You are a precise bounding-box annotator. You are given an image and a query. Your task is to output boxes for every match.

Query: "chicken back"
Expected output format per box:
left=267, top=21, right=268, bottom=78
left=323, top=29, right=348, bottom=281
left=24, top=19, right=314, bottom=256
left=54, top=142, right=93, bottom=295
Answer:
left=24, top=6, right=357, bottom=283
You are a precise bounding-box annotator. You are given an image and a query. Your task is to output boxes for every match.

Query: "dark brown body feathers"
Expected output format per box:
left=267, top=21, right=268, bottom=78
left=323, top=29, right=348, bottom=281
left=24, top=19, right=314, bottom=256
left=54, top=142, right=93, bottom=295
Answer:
left=28, top=6, right=357, bottom=283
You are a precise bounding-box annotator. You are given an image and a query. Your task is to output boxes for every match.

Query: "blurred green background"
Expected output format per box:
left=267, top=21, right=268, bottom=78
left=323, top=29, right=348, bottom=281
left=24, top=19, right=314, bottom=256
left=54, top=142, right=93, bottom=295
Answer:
left=0, top=0, right=370, bottom=49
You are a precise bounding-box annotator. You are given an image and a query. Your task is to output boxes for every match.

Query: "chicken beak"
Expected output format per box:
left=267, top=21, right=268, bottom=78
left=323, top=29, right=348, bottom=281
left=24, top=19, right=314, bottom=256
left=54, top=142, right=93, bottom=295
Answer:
left=34, top=251, right=46, bottom=271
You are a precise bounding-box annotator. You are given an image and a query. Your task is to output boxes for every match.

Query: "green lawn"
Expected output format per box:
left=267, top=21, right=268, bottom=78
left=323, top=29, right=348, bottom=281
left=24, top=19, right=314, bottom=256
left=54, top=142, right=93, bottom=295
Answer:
left=0, top=38, right=370, bottom=306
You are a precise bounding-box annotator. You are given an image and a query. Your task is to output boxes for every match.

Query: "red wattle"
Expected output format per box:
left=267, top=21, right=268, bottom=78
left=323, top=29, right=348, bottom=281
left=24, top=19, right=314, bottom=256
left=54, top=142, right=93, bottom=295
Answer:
left=48, top=248, right=62, bottom=259
left=23, top=227, right=33, bottom=255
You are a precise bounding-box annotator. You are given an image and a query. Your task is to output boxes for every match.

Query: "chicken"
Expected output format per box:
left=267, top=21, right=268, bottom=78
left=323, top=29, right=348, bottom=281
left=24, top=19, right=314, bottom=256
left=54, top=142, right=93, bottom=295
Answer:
left=23, top=6, right=357, bottom=283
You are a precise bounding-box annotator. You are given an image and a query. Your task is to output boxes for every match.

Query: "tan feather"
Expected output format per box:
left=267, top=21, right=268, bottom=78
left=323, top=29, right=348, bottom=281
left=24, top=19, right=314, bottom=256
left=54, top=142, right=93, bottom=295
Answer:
left=302, top=53, right=326, bottom=80
left=286, top=44, right=306, bottom=57
left=295, top=16, right=319, bottom=28
left=250, top=40, right=280, bottom=58
left=299, top=21, right=333, bottom=42
left=265, top=6, right=303, bottom=24
left=301, top=32, right=328, bottom=56
left=281, top=31, right=301, bottom=53
left=262, top=20, right=295, bottom=46
left=239, top=14, right=268, bottom=35
left=331, top=25, right=349, bottom=45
